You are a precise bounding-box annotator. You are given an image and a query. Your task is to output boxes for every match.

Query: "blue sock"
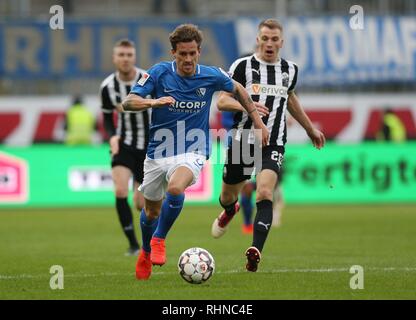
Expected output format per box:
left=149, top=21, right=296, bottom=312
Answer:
left=153, top=192, right=185, bottom=239
left=140, top=209, right=158, bottom=253
left=241, top=194, right=253, bottom=226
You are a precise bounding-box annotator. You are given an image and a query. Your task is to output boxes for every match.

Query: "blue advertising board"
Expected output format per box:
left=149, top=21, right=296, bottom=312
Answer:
left=1, top=16, right=415, bottom=85
left=235, top=16, right=416, bottom=86
left=0, top=19, right=238, bottom=78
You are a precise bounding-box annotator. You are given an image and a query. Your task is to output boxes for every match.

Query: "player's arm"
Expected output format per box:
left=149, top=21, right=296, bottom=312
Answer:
left=101, top=86, right=117, bottom=137
left=217, top=91, right=242, bottom=111
left=121, top=66, right=175, bottom=111
left=121, top=93, right=175, bottom=112
left=103, top=113, right=120, bottom=155
left=232, top=80, right=269, bottom=146
left=217, top=91, right=269, bottom=117
left=100, top=85, right=120, bottom=155
left=103, top=113, right=116, bottom=138
left=287, top=91, right=325, bottom=149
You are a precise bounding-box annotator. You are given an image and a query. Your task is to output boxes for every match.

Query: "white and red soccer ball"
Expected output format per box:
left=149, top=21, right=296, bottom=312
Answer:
left=178, top=247, right=215, bottom=284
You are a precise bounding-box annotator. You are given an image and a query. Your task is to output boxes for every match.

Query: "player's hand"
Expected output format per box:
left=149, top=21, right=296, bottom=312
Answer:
left=307, top=128, right=326, bottom=149
left=115, top=104, right=124, bottom=112
left=110, top=135, right=120, bottom=156
left=254, top=102, right=269, bottom=118
left=151, top=96, right=176, bottom=108
left=254, top=122, right=270, bottom=147
left=260, top=123, right=270, bottom=146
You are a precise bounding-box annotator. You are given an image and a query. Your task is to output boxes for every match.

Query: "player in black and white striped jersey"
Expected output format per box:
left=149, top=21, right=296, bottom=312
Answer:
left=230, top=52, right=297, bottom=146
left=212, top=19, right=326, bottom=272
left=100, top=39, right=150, bottom=256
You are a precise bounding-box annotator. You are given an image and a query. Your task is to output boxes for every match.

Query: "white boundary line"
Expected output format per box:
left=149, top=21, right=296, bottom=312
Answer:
left=1, top=267, right=416, bottom=280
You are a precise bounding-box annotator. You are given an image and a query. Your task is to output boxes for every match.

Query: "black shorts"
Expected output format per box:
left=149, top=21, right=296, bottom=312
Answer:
left=111, top=142, right=146, bottom=183
left=223, top=143, right=285, bottom=185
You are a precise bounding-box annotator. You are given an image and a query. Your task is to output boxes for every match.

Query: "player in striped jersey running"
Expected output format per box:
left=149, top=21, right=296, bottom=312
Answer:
left=211, top=19, right=326, bottom=272
left=100, top=39, right=150, bottom=256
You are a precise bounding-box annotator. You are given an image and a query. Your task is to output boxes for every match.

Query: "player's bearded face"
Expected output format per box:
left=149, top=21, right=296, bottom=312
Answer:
left=257, top=27, right=283, bottom=63
left=172, top=41, right=201, bottom=77
left=113, top=46, right=136, bottom=74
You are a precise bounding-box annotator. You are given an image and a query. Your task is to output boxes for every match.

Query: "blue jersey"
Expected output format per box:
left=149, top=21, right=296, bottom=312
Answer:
left=221, top=111, right=235, bottom=131
left=130, top=61, right=234, bottom=159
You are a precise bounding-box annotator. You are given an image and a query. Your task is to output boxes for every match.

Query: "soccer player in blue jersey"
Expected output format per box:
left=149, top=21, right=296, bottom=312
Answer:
left=121, top=24, right=269, bottom=280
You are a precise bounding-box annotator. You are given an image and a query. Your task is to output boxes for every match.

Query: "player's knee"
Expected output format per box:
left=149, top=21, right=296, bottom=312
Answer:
left=114, top=186, right=129, bottom=198
left=144, top=206, right=160, bottom=219
left=134, top=198, right=144, bottom=211
left=133, top=191, right=144, bottom=211
left=256, top=187, right=273, bottom=202
left=167, top=185, right=184, bottom=196
left=241, top=185, right=253, bottom=197
left=221, top=189, right=238, bottom=205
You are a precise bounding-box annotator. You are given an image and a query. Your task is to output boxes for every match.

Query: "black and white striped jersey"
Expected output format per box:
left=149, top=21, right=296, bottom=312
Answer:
left=230, top=54, right=298, bottom=146
left=100, top=67, right=150, bottom=150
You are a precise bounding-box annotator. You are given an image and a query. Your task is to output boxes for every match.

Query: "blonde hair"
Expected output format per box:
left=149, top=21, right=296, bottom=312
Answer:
left=114, top=39, right=135, bottom=48
left=258, top=19, right=283, bottom=32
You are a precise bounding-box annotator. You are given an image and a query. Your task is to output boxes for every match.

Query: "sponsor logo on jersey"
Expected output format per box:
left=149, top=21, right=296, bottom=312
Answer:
left=251, top=84, right=287, bottom=97
left=196, top=88, right=206, bottom=97
left=137, top=73, right=150, bottom=86
left=252, top=68, right=260, bottom=75
left=282, top=72, right=289, bottom=87
left=169, top=100, right=207, bottom=112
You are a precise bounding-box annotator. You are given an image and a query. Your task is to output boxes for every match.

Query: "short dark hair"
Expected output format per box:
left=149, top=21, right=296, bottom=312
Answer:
left=169, top=24, right=203, bottom=50
left=114, top=38, right=135, bottom=48
left=258, top=19, right=283, bottom=32
left=72, top=95, right=82, bottom=105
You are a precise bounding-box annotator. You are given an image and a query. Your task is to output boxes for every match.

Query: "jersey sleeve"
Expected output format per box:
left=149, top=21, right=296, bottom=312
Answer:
left=221, top=111, right=235, bottom=131
left=216, top=67, right=234, bottom=93
left=103, top=112, right=116, bottom=138
left=130, top=65, right=158, bottom=97
left=288, top=63, right=298, bottom=93
left=100, top=85, right=115, bottom=114
left=229, top=59, right=246, bottom=86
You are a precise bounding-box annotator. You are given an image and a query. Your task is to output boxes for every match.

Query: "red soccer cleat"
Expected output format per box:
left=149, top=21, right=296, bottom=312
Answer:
left=211, top=202, right=240, bottom=238
left=135, top=249, right=152, bottom=280
left=150, top=237, right=166, bottom=266
left=242, top=224, right=254, bottom=235
left=245, top=246, right=261, bottom=272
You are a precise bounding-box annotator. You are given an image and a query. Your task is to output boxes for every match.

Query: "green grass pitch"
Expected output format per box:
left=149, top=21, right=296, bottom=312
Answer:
left=1, top=204, right=415, bottom=299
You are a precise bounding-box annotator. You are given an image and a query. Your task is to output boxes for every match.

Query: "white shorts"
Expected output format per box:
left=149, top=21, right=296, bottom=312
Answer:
left=138, top=153, right=206, bottom=201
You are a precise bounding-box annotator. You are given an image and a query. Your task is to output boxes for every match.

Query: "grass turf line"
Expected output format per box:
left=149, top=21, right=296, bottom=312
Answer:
left=0, top=205, right=415, bottom=299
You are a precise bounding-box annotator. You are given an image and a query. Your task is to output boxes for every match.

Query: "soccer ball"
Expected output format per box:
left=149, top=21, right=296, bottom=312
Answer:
left=177, top=247, right=215, bottom=284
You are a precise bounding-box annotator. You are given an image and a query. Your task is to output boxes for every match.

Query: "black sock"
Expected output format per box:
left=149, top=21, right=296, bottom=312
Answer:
left=219, top=197, right=238, bottom=217
left=252, top=200, right=273, bottom=252
left=116, top=197, right=139, bottom=249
